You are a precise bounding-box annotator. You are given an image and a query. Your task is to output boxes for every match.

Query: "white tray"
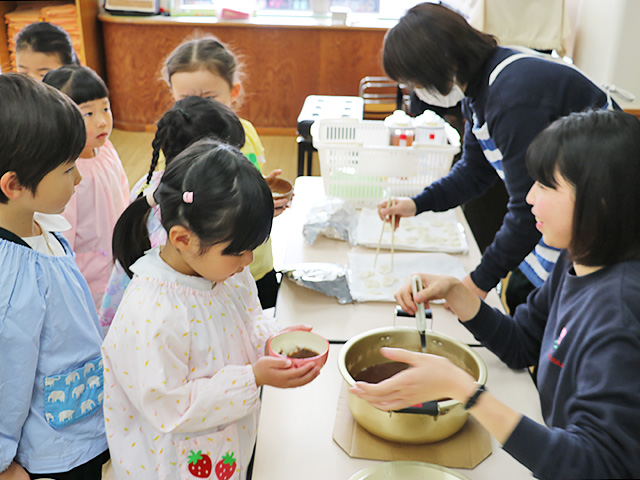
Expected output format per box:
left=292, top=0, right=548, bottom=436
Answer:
left=356, top=208, right=468, bottom=253
left=347, top=251, right=467, bottom=303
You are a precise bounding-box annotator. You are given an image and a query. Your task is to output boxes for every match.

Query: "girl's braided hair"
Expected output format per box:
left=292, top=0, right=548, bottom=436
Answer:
left=140, top=95, right=245, bottom=196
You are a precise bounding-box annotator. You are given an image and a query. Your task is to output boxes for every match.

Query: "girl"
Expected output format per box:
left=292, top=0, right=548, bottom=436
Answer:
left=99, top=95, right=246, bottom=332
left=162, top=36, right=289, bottom=309
left=102, top=139, right=319, bottom=480
left=377, top=3, right=618, bottom=313
left=43, top=66, right=130, bottom=309
left=353, top=110, right=640, bottom=479
left=15, top=21, right=79, bottom=80
left=0, top=74, right=108, bottom=479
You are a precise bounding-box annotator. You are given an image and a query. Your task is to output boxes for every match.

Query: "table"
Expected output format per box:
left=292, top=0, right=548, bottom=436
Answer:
left=270, top=177, right=500, bottom=344
left=256, top=176, right=543, bottom=479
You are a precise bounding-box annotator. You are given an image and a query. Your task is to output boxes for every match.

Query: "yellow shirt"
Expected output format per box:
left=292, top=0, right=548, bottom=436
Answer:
left=239, top=118, right=273, bottom=281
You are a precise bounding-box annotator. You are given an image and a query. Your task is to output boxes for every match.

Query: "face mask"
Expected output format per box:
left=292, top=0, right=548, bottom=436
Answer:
left=414, top=83, right=466, bottom=108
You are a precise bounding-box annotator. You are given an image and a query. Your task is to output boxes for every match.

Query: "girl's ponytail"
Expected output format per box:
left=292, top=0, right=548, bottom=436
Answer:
left=112, top=196, right=153, bottom=278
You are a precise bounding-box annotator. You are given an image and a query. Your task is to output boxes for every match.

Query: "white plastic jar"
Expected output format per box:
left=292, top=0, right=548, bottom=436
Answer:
left=383, top=110, right=415, bottom=146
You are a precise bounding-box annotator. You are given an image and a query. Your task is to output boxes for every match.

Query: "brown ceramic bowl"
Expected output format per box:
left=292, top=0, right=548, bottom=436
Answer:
left=265, top=176, right=294, bottom=201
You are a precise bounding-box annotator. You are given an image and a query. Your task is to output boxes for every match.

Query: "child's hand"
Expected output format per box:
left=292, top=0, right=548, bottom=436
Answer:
left=280, top=324, right=313, bottom=333
left=266, top=169, right=293, bottom=217
left=252, top=355, right=320, bottom=388
left=273, top=194, right=293, bottom=217
left=0, top=462, right=29, bottom=480
left=265, top=169, right=282, bottom=179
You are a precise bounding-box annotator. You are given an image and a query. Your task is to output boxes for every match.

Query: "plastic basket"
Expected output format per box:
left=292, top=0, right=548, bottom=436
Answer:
left=311, top=118, right=460, bottom=207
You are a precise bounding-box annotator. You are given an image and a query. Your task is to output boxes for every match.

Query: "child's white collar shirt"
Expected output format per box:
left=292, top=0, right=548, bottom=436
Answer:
left=102, top=247, right=279, bottom=480
left=22, top=213, right=71, bottom=256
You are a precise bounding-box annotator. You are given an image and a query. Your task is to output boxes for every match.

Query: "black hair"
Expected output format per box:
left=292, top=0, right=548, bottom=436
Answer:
left=15, top=21, right=79, bottom=66
left=113, top=139, right=273, bottom=277
left=383, top=2, right=497, bottom=94
left=526, top=109, right=640, bottom=266
left=0, top=73, right=85, bottom=203
left=42, top=65, right=109, bottom=105
left=142, top=96, right=246, bottom=192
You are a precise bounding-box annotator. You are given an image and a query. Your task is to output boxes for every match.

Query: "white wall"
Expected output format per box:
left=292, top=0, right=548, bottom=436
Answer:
left=572, top=0, right=640, bottom=109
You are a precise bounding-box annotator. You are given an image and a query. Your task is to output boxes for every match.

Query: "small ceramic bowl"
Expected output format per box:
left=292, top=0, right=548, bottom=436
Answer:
left=268, top=330, right=329, bottom=369
left=265, top=176, right=294, bottom=202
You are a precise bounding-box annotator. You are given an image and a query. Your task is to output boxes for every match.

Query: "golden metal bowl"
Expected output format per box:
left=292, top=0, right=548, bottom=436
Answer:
left=338, top=326, right=487, bottom=444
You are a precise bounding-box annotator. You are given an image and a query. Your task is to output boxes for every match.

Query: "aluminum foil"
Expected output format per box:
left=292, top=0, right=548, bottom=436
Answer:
left=302, top=198, right=358, bottom=246
left=282, top=262, right=354, bottom=304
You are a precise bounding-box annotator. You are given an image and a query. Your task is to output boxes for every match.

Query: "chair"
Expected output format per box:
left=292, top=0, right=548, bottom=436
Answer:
left=359, top=76, right=410, bottom=120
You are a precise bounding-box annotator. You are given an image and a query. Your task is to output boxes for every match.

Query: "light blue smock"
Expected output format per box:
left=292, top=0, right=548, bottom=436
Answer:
left=0, top=232, right=107, bottom=474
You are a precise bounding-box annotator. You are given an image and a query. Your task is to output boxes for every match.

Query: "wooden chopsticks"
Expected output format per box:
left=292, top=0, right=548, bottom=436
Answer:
left=374, top=198, right=395, bottom=270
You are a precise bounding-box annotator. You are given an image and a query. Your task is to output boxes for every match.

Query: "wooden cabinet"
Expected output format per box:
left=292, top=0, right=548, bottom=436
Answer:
left=99, top=14, right=389, bottom=133
left=0, top=0, right=105, bottom=79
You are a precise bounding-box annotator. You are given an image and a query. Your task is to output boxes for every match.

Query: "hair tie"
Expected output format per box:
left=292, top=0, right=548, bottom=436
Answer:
left=182, top=191, right=194, bottom=204
left=177, top=108, right=190, bottom=119
left=145, top=189, right=157, bottom=208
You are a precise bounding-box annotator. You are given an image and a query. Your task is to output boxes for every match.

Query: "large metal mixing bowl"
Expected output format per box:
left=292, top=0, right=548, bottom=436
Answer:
left=338, top=326, right=487, bottom=444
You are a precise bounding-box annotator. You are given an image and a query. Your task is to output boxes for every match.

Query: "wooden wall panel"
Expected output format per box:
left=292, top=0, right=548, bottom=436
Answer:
left=100, top=17, right=388, bottom=132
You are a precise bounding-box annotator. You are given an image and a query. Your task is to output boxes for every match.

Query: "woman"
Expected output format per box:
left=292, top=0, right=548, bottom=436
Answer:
left=356, top=110, right=640, bottom=479
left=378, top=3, right=617, bottom=312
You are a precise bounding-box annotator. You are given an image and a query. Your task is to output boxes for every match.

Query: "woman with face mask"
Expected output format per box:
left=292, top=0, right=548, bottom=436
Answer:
left=378, top=3, right=618, bottom=313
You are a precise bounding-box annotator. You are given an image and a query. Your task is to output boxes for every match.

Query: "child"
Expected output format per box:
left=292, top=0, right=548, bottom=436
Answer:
left=353, top=110, right=640, bottom=479
left=0, top=74, right=108, bottom=478
left=99, top=95, right=246, bottom=332
left=163, top=36, right=289, bottom=309
left=102, top=139, right=320, bottom=479
left=15, top=21, right=79, bottom=80
left=43, top=66, right=130, bottom=310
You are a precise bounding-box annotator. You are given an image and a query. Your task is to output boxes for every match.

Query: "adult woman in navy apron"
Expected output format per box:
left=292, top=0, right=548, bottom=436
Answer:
left=378, top=2, right=617, bottom=312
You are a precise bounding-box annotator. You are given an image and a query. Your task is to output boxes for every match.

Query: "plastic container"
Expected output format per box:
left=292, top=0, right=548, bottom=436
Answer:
left=384, top=110, right=415, bottom=146
left=310, top=118, right=460, bottom=208
left=414, top=110, right=446, bottom=144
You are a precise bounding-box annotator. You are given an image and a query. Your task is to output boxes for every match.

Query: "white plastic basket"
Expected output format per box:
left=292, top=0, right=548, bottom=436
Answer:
left=310, top=118, right=460, bottom=207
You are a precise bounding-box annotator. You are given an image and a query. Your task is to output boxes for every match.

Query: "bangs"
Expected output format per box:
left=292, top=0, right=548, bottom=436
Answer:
left=525, top=125, right=564, bottom=188
left=64, top=74, right=109, bottom=105
left=43, top=66, right=109, bottom=106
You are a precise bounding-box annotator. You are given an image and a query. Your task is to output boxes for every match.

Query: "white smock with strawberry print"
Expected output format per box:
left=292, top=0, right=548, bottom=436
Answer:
left=102, top=247, right=279, bottom=480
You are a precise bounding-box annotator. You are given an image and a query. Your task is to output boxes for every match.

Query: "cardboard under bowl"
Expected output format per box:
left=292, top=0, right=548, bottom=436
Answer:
left=266, top=176, right=294, bottom=200
left=268, top=330, right=329, bottom=368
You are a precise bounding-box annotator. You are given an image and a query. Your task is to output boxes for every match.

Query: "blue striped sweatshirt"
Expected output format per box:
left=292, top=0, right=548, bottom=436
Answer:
left=412, top=47, right=612, bottom=291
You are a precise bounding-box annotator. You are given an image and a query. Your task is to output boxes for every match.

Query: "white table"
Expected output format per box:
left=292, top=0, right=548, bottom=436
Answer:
left=256, top=177, right=543, bottom=479
left=270, top=176, right=502, bottom=344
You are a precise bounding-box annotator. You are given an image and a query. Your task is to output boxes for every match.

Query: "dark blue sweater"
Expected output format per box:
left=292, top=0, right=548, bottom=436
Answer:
left=464, top=251, right=640, bottom=479
left=412, top=47, right=611, bottom=291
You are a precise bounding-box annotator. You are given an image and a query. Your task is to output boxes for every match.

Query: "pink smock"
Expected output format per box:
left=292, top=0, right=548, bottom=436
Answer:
left=62, top=140, right=129, bottom=309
